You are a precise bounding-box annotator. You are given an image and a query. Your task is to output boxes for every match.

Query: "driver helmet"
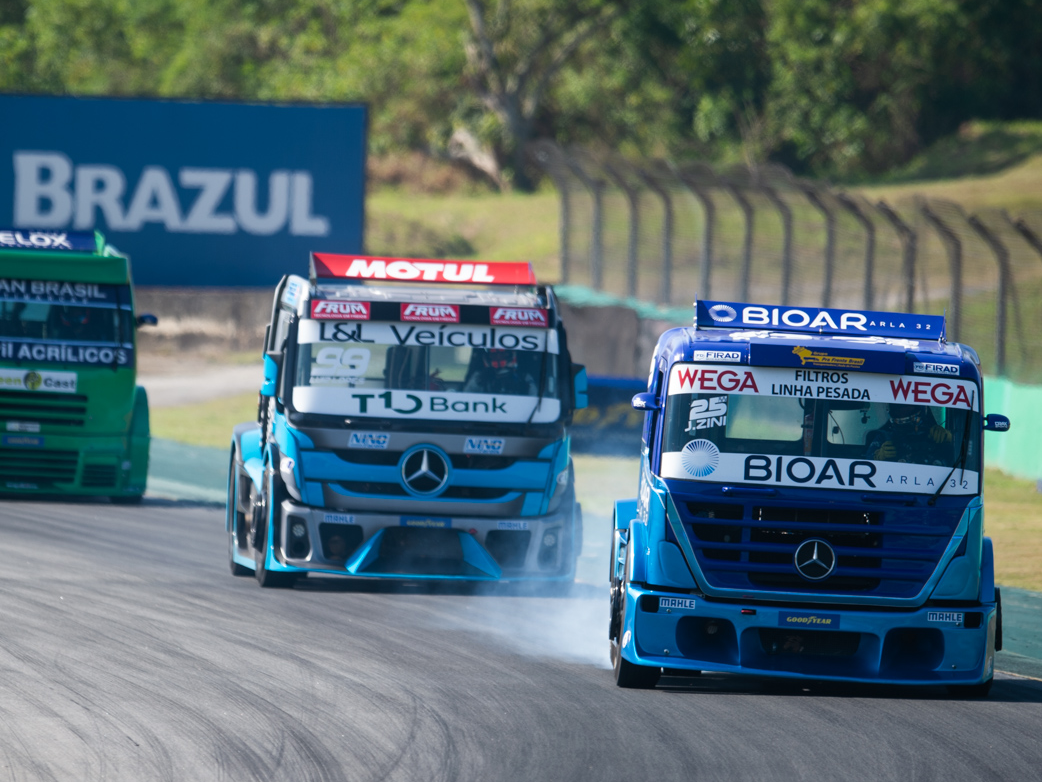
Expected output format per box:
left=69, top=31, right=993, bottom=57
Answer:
left=59, top=307, right=91, bottom=327
left=888, top=403, right=929, bottom=432
left=483, top=349, right=518, bottom=371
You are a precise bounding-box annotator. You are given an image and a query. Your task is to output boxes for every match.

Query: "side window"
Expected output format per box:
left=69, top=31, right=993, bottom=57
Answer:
left=642, top=366, right=665, bottom=451
left=271, top=308, right=293, bottom=353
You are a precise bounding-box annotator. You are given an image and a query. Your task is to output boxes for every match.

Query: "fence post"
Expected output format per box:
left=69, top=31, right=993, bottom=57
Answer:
left=836, top=193, right=876, bottom=309
left=564, top=154, right=605, bottom=290
left=603, top=161, right=639, bottom=298
left=639, top=169, right=674, bottom=305
left=759, top=183, right=793, bottom=305
left=798, top=183, right=836, bottom=307
left=1012, top=217, right=1042, bottom=260
left=967, top=214, right=1011, bottom=375
left=920, top=200, right=963, bottom=341
left=875, top=201, right=917, bottom=312
left=676, top=166, right=716, bottom=300
left=527, top=141, right=572, bottom=283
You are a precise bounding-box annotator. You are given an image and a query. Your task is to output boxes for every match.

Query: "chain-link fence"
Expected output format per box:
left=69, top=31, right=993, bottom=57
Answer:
left=528, top=140, right=1042, bottom=383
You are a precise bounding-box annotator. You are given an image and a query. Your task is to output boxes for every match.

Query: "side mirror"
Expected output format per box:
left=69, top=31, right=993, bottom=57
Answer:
left=572, top=364, right=588, bottom=410
left=984, top=414, right=1010, bottom=432
left=135, top=313, right=158, bottom=327
left=631, top=392, right=660, bottom=411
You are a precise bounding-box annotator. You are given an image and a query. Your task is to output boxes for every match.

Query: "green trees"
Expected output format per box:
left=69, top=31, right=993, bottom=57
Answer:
left=2, top=0, right=1042, bottom=183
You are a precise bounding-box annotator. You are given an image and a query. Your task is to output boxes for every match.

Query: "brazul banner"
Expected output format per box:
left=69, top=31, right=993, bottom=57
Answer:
left=0, top=95, right=366, bottom=286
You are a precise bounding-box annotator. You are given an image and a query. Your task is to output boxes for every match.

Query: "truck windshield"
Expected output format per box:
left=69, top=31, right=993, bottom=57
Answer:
left=660, top=363, right=981, bottom=495
left=0, top=282, right=135, bottom=364
left=292, top=319, right=561, bottom=424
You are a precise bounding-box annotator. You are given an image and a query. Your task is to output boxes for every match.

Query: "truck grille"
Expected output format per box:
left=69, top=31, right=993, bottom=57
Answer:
left=0, top=390, right=89, bottom=428
left=81, top=463, right=118, bottom=488
left=0, top=448, right=78, bottom=487
left=671, top=497, right=963, bottom=599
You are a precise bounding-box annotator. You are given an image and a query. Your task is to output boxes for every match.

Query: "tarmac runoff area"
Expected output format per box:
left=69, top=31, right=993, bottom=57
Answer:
left=138, top=359, right=1042, bottom=686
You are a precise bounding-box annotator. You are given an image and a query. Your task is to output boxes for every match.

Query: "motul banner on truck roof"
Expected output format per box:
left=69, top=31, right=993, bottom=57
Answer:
left=310, top=254, right=537, bottom=286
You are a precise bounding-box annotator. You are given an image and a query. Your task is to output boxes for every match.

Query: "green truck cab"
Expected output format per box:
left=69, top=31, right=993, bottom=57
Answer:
left=0, top=230, right=154, bottom=501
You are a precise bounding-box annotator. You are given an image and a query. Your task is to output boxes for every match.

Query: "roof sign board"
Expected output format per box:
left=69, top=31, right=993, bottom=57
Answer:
left=695, top=300, right=945, bottom=340
left=0, top=229, right=98, bottom=253
left=310, top=254, right=537, bottom=286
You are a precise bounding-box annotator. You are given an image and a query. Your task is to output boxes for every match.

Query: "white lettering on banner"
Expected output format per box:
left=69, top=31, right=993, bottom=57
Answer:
left=310, top=300, right=370, bottom=320
left=667, top=364, right=978, bottom=411
left=11, top=151, right=331, bottom=237
left=660, top=451, right=978, bottom=495
left=343, top=258, right=497, bottom=283
left=297, top=319, right=559, bottom=354
left=659, top=598, right=698, bottom=610
left=0, top=232, right=73, bottom=250
left=913, top=361, right=961, bottom=376
left=692, top=350, right=741, bottom=363
left=0, top=341, right=130, bottom=365
left=293, top=387, right=561, bottom=424
left=490, top=307, right=548, bottom=327
left=401, top=303, right=459, bottom=323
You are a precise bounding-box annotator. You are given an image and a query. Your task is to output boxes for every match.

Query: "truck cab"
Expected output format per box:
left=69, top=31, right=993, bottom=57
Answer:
left=611, top=300, right=1008, bottom=694
left=227, top=254, right=587, bottom=586
left=0, top=229, right=152, bottom=501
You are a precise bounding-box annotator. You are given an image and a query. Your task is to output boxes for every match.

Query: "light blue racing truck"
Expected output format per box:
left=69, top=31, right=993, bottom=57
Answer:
left=227, top=254, right=587, bottom=587
left=611, top=300, right=1010, bottom=695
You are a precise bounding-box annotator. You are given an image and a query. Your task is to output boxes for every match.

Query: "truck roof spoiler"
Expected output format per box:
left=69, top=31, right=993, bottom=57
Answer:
left=310, top=253, right=537, bottom=286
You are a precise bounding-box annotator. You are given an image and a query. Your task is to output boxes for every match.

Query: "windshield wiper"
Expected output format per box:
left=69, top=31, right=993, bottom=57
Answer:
left=928, top=408, right=973, bottom=506
left=525, top=341, right=550, bottom=427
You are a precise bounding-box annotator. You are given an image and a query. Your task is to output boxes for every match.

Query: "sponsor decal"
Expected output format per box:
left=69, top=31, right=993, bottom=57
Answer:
left=300, top=320, right=558, bottom=354
left=686, top=396, right=727, bottom=432
left=778, top=612, right=841, bottom=629
left=792, top=346, right=866, bottom=369
left=0, top=342, right=131, bottom=366
left=927, top=611, right=964, bottom=625
left=680, top=439, right=721, bottom=478
left=323, top=513, right=356, bottom=524
left=2, top=435, right=43, bottom=448
left=400, top=515, right=451, bottom=529
left=6, top=421, right=40, bottom=433
left=667, top=364, right=979, bottom=411
left=348, top=431, right=390, bottom=450
left=659, top=597, right=698, bottom=611
left=661, top=451, right=978, bottom=495
left=497, top=520, right=530, bottom=531
left=692, top=350, right=742, bottom=363
left=695, top=299, right=945, bottom=339
left=281, top=278, right=302, bottom=308
left=14, top=152, right=330, bottom=237
left=311, top=254, right=537, bottom=285
left=914, top=361, right=960, bottom=376
left=311, top=300, right=370, bottom=320
left=294, top=387, right=561, bottom=424
left=0, top=368, right=78, bottom=393
left=464, top=437, right=505, bottom=455
left=400, top=303, right=460, bottom=323
left=6, top=481, right=38, bottom=489
left=0, top=230, right=95, bottom=252
left=490, top=307, right=548, bottom=327
left=0, top=278, right=122, bottom=303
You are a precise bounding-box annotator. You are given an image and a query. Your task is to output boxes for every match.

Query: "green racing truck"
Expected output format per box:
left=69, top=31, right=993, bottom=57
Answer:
left=0, top=229, right=155, bottom=501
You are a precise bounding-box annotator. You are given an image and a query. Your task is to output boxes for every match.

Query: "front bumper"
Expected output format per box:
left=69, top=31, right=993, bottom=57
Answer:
left=266, top=500, right=579, bottom=581
left=621, top=583, right=997, bottom=686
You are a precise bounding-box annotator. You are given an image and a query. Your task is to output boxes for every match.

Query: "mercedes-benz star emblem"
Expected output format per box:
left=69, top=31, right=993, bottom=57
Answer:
left=401, top=448, right=449, bottom=496
left=793, top=538, right=837, bottom=581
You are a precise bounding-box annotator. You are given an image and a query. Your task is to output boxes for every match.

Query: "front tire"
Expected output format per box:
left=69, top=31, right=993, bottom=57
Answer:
left=253, top=466, right=297, bottom=589
left=609, top=543, right=659, bottom=689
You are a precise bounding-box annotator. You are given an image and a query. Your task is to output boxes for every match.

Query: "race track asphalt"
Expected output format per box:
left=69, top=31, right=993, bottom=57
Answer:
left=1, top=498, right=1041, bottom=782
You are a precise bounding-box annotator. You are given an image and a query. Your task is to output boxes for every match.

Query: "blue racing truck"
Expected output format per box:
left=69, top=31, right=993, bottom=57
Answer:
left=611, top=300, right=1009, bottom=695
left=227, top=254, right=587, bottom=587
